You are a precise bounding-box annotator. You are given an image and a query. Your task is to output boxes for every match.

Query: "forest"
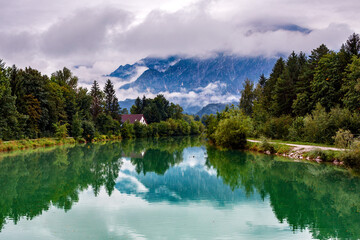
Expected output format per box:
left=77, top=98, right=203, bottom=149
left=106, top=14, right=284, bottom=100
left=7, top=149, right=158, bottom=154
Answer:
left=0, top=62, right=204, bottom=142
left=203, top=33, right=360, bottom=166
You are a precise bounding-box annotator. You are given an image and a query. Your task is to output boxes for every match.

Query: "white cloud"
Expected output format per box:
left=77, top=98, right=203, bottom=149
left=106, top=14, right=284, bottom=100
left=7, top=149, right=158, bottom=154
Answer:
left=0, top=0, right=359, bottom=101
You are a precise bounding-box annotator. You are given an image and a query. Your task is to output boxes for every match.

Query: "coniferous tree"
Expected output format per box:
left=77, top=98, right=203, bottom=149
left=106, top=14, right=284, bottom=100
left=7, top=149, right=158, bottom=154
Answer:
left=239, top=79, right=255, bottom=116
left=344, top=33, right=360, bottom=57
left=0, top=61, right=24, bottom=140
left=263, top=57, right=285, bottom=110
left=90, top=80, right=104, bottom=120
left=104, top=79, right=120, bottom=119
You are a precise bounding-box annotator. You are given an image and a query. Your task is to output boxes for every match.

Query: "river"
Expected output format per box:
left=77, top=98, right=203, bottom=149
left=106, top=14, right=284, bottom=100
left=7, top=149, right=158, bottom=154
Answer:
left=0, top=137, right=359, bottom=239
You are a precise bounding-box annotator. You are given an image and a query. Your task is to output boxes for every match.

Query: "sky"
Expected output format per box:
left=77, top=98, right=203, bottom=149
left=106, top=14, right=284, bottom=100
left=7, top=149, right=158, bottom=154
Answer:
left=1, top=0, right=359, bottom=102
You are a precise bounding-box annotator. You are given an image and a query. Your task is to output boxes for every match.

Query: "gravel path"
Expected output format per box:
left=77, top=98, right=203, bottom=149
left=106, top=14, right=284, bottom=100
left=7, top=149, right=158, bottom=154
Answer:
left=247, top=139, right=344, bottom=152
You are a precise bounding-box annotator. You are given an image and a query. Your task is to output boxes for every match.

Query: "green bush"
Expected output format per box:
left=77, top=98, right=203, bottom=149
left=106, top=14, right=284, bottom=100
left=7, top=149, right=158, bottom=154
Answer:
left=82, top=121, right=95, bottom=142
left=340, top=141, right=360, bottom=168
left=288, top=117, right=305, bottom=141
left=263, top=115, right=292, bottom=140
left=71, top=112, right=83, bottom=139
left=333, top=129, right=354, bottom=149
left=120, top=121, right=135, bottom=139
left=213, top=114, right=252, bottom=149
left=259, top=136, right=275, bottom=153
left=53, top=122, right=69, bottom=139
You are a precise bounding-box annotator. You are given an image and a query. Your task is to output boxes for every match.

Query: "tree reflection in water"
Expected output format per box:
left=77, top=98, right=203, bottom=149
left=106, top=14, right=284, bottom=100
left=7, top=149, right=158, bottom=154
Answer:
left=0, top=137, right=359, bottom=239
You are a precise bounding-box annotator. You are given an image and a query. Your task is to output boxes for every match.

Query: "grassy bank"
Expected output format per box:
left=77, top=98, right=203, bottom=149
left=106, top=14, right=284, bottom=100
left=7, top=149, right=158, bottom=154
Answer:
left=247, top=137, right=335, bottom=148
left=0, top=138, right=78, bottom=153
left=0, top=135, right=122, bottom=153
left=246, top=139, right=360, bottom=169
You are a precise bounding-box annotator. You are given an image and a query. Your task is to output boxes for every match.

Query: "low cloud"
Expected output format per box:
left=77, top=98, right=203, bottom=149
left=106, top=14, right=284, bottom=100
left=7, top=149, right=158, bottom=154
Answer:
left=0, top=0, right=359, bottom=101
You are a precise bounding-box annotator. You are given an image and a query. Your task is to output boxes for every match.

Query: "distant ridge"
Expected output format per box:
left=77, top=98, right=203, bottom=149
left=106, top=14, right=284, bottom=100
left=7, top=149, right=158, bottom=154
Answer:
left=110, top=54, right=276, bottom=95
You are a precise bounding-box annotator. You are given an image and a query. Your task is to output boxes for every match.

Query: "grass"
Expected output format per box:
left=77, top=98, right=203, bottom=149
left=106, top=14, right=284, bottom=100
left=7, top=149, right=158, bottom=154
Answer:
left=246, top=141, right=292, bottom=154
left=247, top=137, right=335, bottom=148
left=0, top=138, right=76, bottom=153
left=0, top=135, right=124, bottom=154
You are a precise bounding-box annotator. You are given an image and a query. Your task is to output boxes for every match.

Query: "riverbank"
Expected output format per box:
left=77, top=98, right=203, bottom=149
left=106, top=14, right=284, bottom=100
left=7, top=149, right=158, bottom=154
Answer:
left=246, top=139, right=348, bottom=166
left=0, top=135, right=122, bottom=153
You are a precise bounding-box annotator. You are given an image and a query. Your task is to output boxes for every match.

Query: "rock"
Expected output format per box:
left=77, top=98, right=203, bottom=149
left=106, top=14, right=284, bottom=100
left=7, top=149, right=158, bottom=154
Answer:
left=333, top=160, right=339, bottom=165
left=265, top=150, right=271, bottom=155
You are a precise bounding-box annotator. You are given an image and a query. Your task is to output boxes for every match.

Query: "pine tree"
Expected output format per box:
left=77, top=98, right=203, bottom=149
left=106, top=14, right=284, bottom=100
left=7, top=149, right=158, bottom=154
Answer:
left=239, top=79, right=255, bottom=116
left=0, top=62, right=24, bottom=140
left=90, top=80, right=104, bottom=120
left=344, top=33, right=360, bottom=57
left=263, top=58, right=285, bottom=110
left=104, top=79, right=120, bottom=119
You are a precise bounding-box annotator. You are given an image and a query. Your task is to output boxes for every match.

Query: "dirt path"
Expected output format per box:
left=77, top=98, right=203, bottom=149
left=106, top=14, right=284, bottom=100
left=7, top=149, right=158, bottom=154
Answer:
left=247, top=139, right=344, bottom=152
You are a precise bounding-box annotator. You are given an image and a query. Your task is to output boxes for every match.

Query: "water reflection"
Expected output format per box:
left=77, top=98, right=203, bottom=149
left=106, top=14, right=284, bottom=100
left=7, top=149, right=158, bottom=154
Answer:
left=0, top=137, right=359, bottom=239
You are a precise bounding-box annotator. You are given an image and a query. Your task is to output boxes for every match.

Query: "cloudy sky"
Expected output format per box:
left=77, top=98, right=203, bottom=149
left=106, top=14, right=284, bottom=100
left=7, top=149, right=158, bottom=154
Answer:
left=1, top=0, right=359, bottom=101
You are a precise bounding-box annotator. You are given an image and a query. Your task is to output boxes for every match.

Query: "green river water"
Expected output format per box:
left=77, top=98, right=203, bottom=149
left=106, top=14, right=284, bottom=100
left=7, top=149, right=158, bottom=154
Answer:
left=0, top=137, right=359, bottom=239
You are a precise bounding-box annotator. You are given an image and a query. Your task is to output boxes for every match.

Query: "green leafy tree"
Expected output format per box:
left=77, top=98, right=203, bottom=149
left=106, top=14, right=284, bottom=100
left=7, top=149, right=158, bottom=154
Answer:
left=213, top=113, right=252, bottom=149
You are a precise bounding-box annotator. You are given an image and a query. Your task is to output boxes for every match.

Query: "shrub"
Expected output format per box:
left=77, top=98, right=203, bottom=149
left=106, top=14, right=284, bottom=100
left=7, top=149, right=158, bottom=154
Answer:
left=53, top=122, right=69, bottom=139
left=259, top=136, right=275, bottom=153
left=340, top=141, right=360, bottom=168
left=263, top=115, right=292, bottom=140
left=133, top=121, right=148, bottom=138
left=82, top=121, right=95, bottom=142
left=213, top=114, right=252, bottom=149
left=333, top=129, right=354, bottom=149
left=120, top=121, right=135, bottom=139
left=288, top=117, right=305, bottom=141
left=71, top=112, right=83, bottom=139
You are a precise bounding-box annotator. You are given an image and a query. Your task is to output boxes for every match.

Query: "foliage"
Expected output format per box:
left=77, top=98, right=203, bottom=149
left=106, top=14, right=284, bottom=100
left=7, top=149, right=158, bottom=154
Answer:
left=333, top=129, right=354, bottom=149
left=239, top=79, right=255, bottom=115
left=82, top=121, right=95, bottom=142
left=71, top=112, right=83, bottom=139
left=53, top=122, right=69, bottom=139
left=213, top=112, right=252, bottom=149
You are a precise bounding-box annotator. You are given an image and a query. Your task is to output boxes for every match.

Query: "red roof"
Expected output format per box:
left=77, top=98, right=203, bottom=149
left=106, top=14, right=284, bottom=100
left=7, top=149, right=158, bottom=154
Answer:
left=121, top=114, right=147, bottom=124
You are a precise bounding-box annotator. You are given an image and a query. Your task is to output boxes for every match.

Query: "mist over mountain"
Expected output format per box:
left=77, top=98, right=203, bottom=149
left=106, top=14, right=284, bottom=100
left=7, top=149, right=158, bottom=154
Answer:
left=111, top=54, right=276, bottom=95
left=112, top=54, right=276, bottom=112
left=196, top=103, right=237, bottom=117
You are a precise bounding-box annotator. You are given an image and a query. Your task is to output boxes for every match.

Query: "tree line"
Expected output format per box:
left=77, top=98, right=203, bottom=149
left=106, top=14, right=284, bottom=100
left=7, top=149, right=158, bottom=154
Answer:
left=203, top=33, right=360, bottom=148
left=237, top=32, right=360, bottom=143
left=0, top=63, right=204, bottom=141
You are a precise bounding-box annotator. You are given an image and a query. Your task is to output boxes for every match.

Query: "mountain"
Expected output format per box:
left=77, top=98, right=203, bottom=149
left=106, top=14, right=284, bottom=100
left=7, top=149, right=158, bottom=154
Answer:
left=196, top=103, right=236, bottom=117
left=118, top=98, right=136, bottom=111
left=110, top=54, right=276, bottom=95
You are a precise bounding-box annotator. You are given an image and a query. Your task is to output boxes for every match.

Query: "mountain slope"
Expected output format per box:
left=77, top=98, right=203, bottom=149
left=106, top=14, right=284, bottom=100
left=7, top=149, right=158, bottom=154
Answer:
left=110, top=54, right=276, bottom=95
left=196, top=103, right=236, bottom=117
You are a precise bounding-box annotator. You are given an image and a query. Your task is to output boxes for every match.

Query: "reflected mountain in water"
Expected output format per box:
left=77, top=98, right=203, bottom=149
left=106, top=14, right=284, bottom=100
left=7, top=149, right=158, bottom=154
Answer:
left=0, top=136, right=360, bottom=239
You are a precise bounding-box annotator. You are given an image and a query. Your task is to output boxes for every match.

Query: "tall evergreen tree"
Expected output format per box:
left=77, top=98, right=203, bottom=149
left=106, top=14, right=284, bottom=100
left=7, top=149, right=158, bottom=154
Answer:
left=104, top=79, right=120, bottom=119
left=239, top=79, right=255, bottom=116
left=263, top=57, right=285, bottom=110
left=342, top=56, right=360, bottom=111
left=344, top=33, right=360, bottom=57
left=0, top=61, right=24, bottom=140
left=312, top=52, right=343, bottom=111
left=90, top=80, right=104, bottom=120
